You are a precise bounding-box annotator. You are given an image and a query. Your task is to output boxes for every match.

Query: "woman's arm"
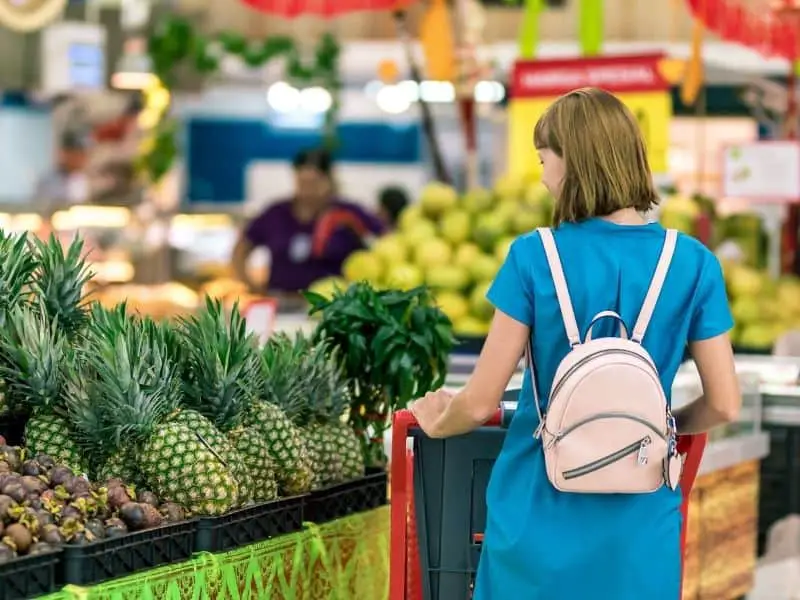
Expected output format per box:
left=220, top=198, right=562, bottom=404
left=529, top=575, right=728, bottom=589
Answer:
left=674, top=333, right=741, bottom=433
left=427, top=310, right=529, bottom=438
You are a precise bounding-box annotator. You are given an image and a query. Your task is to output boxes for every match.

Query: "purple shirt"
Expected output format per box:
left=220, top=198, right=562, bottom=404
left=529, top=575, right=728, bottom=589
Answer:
left=245, top=198, right=385, bottom=292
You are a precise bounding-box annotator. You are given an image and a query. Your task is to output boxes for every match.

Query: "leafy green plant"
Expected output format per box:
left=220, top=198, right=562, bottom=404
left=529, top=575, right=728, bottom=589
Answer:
left=304, top=282, right=455, bottom=467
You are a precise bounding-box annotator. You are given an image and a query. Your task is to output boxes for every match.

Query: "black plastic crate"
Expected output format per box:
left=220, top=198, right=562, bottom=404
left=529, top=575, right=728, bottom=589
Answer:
left=0, top=411, right=28, bottom=446
left=195, top=495, right=305, bottom=553
left=0, top=549, right=61, bottom=600
left=305, top=468, right=388, bottom=524
left=60, top=520, right=197, bottom=586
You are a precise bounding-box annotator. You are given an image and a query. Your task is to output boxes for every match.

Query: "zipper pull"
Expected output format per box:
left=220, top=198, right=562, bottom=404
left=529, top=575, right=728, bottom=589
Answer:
left=534, top=420, right=544, bottom=439
left=637, top=438, right=651, bottom=466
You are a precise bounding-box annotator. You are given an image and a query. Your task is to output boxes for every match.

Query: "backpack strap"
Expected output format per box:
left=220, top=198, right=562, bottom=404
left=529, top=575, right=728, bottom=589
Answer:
left=537, top=227, right=581, bottom=347
left=631, top=228, right=678, bottom=343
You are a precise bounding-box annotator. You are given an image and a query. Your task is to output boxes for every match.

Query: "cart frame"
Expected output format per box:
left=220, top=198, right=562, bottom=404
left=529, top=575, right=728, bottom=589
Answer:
left=389, top=407, right=708, bottom=600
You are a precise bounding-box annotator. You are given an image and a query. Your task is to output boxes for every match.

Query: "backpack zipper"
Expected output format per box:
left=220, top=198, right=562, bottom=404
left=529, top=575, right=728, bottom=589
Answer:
left=547, top=412, right=666, bottom=448
left=549, top=348, right=656, bottom=402
left=562, top=437, right=651, bottom=480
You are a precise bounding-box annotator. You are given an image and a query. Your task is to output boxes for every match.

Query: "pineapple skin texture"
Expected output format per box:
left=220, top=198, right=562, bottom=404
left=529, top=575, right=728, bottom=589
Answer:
left=326, top=421, right=366, bottom=482
left=243, top=402, right=313, bottom=496
left=140, top=421, right=239, bottom=516
left=303, top=424, right=343, bottom=488
left=96, top=449, right=145, bottom=488
left=24, top=413, right=88, bottom=475
left=171, top=410, right=254, bottom=505
left=228, top=427, right=278, bottom=502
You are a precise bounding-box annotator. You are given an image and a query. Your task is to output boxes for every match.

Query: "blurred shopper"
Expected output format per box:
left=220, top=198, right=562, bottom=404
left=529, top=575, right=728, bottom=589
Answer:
left=376, top=185, right=410, bottom=229
left=410, top=88, right=740, bottom=600
left=232, top=148, right=385, bottom=293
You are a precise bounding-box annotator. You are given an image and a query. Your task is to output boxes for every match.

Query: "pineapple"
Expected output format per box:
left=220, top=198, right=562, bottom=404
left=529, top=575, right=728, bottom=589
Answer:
left=245, top=334, right=314, bottom=495
left=0, top=305, right=88, bottom=474
left=82, top=313, right=239, bottom=515
left=0, top=231, right=38, bottom=324
left=178, top=298, right=278, bottom=503
left=283, top=335, right=365, bottom=487
left=30, top=234, right=92, bottom=340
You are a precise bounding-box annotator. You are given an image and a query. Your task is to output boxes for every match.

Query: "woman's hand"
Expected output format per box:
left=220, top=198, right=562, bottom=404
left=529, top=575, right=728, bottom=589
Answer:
left=410, top=389, right=454, bottom=438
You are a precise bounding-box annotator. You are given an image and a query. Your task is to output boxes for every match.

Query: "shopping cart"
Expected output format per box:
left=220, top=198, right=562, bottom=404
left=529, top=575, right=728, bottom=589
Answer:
left=389, top=396, right=708, bottom=600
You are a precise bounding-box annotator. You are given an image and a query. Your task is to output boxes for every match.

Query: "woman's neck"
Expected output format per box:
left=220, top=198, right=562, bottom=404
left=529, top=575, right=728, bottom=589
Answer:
left=292, top=201, right=324, bottom=224
left=599, top=208, right=647, bottom=226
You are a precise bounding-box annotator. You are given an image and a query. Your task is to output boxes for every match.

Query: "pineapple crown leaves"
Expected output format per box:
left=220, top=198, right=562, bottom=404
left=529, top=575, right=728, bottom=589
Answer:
left=62, top=348, right=107, bottom=458
left=31, top=234, right=93, bottom=340
left=178, top=297, right=262, bottom=432
left=305, top=282, right=456, bottom=410
left=86, top=316, right=181, bottom=448
left=259, top=333, right=307, bottom=420
left=0, top=231, right=38, bottom=324
left=0, top=304, right=67, bottom=415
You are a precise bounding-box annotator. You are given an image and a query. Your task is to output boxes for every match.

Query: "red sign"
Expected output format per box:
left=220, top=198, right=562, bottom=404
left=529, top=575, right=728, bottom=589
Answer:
left=241, top=0, right=416, bottom=17
left=511, top=54, right=669, bottom=99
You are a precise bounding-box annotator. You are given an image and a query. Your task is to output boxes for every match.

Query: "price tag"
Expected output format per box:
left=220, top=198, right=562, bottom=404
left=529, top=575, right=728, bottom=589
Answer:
left=507, top=54, right=672, bottom=176
left=721, top=141, right=800, bottom=202
left=242, top=297, right=278, bottom=345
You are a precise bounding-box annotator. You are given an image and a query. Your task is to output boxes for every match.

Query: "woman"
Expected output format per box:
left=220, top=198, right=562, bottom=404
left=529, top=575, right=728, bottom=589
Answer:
left=232, top=148, right=385, bottom=293
left=411, top=88, right=740, bottom=599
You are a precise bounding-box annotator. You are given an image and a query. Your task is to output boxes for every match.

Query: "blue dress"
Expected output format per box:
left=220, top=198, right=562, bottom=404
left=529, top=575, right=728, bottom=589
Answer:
left=475, top=219, right=733, bottom=600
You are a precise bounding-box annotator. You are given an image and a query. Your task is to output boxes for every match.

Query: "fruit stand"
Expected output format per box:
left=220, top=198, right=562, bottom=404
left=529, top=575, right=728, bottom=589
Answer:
left=0, top=231, right=459, bottom=600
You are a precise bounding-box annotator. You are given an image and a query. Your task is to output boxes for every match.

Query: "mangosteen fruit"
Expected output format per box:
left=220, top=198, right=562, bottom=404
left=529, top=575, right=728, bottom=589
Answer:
left=159, top=502, right=186, bottom=523
left=107, top=485, right=132, bottom=510
left=137, top=490, right=159, bottom=507
left=40, top=523, right=65, bottom=544
left=4, top=523, right=32, bottom=554
left=21, top=459, right=42, bottom=477
left=84, top=518, right=105, bottom=540
left=0, top=446, right=21, bottom=471
left=0, top=495, right=16, bottom=521
left=119, top=502, right=147, bottom=531
left=0, top=461, right=10, bottom=474
left=61, top=505, right=81, bottom=520
left=53, top=485, right=71, bottom=501
left=64, top=476, right=91, bottom=497
left=104, top=517, right=128, bottom=538
left=48, top=466, right=73, bottom=488
left=2, top=482, right=25, bottom=504
left=0, top=543, right=16, bottom=564
left=20, top=476, right=47, bottom=496
left=28, top=541, right=55, bottom=555
left=140, top=503, right=163, bottom=529
left=35, top=454, right=55, bottom=469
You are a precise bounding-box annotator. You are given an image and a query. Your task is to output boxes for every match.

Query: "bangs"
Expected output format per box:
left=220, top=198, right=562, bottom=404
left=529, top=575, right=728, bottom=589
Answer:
left=533, top=108, right=558, bottom=153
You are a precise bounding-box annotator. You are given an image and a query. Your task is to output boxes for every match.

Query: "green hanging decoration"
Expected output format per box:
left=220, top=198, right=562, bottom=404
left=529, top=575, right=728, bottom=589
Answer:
left=141, top=15, right=342, bottom=185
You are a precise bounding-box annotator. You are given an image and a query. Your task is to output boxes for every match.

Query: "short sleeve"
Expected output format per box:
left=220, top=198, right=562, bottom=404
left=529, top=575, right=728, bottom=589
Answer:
left=486, top=238, right=535, bottom=326
left=688, top=253, right=734, bottom=342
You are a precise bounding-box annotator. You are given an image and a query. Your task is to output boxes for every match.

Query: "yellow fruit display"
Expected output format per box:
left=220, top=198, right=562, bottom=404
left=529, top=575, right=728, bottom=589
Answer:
left=372, top=234, right=409, bottom=265
left=342, top=250, right=383, bottom=284
left=435, top=291, right=470, bottom=322
left=307, top=176, right=558, bottom=337
left=414, top=238, right=452, bottom=267
left=453, top=315, right=490, bottom=337
left=308, top=276, right=348, bottom=300
left=384, top=263, right=424, bottom=290
left=420, top=182, right=458, bottom=218
left=401, top=220, right=438, bottom=247
left=426, top=265, right=470, bottom=291
left=440, top=210, right=472, bottom=245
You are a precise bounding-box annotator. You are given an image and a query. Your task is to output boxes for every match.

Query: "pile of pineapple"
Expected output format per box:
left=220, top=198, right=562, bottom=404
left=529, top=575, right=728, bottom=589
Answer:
left=0, top=231, right=365, bottom=518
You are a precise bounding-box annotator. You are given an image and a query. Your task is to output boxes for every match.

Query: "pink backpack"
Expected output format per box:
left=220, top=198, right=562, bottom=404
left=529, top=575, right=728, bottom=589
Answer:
left=528, top=227, right=684, bottom=494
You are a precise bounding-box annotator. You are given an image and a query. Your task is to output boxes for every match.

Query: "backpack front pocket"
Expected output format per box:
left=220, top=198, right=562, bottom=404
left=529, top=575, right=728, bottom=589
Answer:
left=543, top=413, right=668, bottom=494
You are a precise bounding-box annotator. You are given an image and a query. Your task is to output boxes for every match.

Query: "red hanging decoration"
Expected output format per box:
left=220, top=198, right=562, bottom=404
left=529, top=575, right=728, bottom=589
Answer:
left=240, top=0, right=417, bottom=18
left=683, top=0, right=800, bottom=60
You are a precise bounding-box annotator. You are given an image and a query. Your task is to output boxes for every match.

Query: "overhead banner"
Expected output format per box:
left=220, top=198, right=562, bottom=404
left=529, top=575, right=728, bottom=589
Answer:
left=507, top=54, right=672, bottom=177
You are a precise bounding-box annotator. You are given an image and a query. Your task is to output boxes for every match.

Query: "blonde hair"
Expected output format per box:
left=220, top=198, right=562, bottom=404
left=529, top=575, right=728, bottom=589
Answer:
left=533, top=87, right=659, bottom=226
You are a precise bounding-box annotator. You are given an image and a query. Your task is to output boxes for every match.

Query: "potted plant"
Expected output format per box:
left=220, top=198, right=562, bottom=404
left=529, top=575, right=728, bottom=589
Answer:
left=304, top=282, right=455, bottom=467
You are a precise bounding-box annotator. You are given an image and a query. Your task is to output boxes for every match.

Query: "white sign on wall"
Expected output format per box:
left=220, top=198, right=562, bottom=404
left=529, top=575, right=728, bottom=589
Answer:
left=722, top=141, right=800, bottom=202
